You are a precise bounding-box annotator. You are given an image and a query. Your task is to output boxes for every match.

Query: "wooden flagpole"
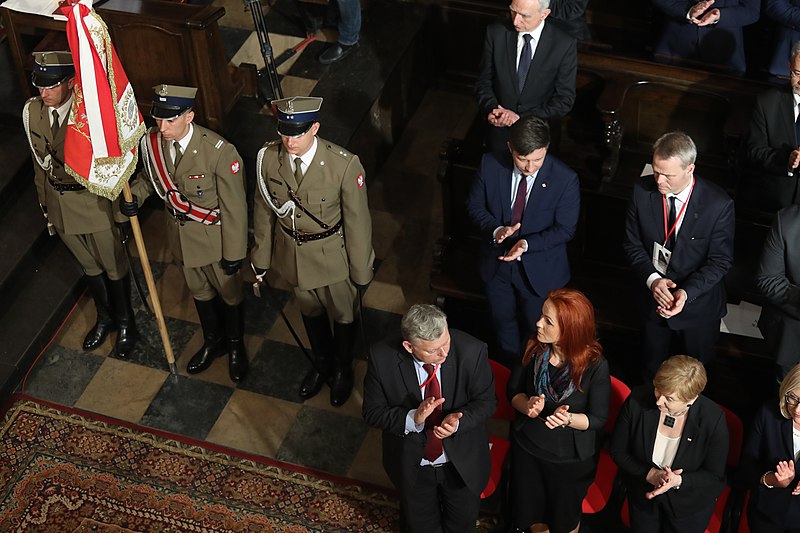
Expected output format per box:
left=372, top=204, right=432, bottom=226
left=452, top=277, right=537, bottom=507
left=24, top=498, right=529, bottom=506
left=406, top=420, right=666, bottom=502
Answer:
left=122, top=183, right=176, bottom=375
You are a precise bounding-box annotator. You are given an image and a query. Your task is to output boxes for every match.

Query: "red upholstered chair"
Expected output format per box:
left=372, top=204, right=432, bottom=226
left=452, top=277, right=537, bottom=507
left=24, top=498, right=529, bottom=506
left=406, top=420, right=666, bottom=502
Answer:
left=582, top=375, right=632, bottom=514
left=481, top=359, right=515, bottom=499
left=737, top=490, right=750, bottom=533
left=620, top=403, right=745, bottom=533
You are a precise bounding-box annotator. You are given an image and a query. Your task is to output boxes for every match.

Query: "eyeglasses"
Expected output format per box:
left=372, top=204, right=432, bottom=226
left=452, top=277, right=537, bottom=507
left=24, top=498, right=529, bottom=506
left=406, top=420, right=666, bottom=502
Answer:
left=786, top=393, right=800, bottom=408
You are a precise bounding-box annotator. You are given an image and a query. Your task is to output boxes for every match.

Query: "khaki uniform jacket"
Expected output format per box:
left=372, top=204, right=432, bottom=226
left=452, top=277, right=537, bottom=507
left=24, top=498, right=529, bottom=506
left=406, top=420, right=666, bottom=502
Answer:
left=25, top=97, right=114, bottom=235
left=131, top=125, right=247, bottom=268
left=252, top=138, right=374, bottom=291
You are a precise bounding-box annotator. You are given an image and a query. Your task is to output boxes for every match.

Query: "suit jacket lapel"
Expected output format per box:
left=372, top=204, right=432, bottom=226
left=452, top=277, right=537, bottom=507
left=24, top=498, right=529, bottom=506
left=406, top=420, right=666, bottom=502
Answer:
left=675, top=179, right=702, bottom=247
left=781, top=417, right=794, bottom=457
left=521, top=156, right=552, bottom=226
left=441, top=349, right=456, bottom=411
left=278, top=147, right=299, bottom=191
left=506, top=28, right=519, bottom=95
left=501, top=153, right=514, bottom=223
left=783, top=90, right=796, bottom=144
left=179, top=130, right=203, bottom=175
left=523, top=24, right=551, bottom=95
left=649, top=188, right=665, bottom=243
left=398, top=350, right=420, bottom=400
left=673, top=403, right=702, bottom=467
left=643, top=404, right=659, bottom=464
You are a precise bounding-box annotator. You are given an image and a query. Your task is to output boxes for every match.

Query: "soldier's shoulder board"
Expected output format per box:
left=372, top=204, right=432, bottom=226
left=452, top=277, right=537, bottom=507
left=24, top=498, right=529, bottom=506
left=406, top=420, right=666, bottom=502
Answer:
left=197, top=126, right=229, bottom=150
left=324, top=142, right=354, bottom=161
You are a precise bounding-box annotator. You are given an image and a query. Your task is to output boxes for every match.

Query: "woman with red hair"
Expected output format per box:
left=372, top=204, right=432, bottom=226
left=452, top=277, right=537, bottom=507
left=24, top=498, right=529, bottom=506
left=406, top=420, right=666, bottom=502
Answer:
left=508, top=288, right=610, bottom=533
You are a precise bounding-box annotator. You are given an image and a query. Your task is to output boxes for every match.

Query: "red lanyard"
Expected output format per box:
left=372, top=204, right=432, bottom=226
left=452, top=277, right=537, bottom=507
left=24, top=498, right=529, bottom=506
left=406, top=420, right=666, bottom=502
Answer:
left=419, top=363, right=440, bottom=389
left=662, top=179, right=694, bottom=246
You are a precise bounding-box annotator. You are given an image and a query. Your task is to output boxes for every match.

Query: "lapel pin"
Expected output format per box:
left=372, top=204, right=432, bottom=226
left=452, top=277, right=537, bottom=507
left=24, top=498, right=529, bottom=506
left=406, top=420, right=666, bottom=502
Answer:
left=687, top=437, right=693, bottom=442
left=320, top=161, right=325, bottom=166
left=541, top=183, right=547, bottom=188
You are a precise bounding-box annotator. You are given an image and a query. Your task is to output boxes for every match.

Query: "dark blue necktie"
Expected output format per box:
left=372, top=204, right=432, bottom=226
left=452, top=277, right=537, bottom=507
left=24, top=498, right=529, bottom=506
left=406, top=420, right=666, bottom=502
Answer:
left=517, top=34, right=533, bottom=93
left=794, top=107, right=800, bottom=145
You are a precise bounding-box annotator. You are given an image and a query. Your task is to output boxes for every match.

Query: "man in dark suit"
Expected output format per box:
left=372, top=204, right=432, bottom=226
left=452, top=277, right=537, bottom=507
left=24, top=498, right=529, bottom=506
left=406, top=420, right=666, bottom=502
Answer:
left=651, top=0, right=760, bottom=73
left=755, top=205, right=800, bottom=379
left=363, top=304, right=496, bottom=533
left=549, top=0, right=591, bottom=40
left=623, top=132, right=735, bottom=379
left=745, top=41, right=800, bottom=212
left=466, top=116, right=580, bottom=367
left=474, top=0, right=577, bottom=152
left=764, top=0, right=800, bottom=77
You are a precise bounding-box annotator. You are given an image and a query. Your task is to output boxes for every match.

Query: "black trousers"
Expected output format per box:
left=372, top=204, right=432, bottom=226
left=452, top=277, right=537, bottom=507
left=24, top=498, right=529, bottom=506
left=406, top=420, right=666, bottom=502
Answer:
left=747, top=504, right=800, bottom=533
left=629, top=498, right=715, bottom=533
left=403, top=462, right=480, bottom=533
left=642, top=317, right=720, bottom=380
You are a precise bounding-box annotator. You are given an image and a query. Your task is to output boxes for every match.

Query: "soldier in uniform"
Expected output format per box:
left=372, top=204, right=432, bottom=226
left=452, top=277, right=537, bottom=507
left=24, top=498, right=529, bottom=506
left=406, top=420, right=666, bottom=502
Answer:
left=120, top=85, right=249, bottom=382
left=23, top=51, right=137, bottom=358
left=252, top=96, right=374, bottom=407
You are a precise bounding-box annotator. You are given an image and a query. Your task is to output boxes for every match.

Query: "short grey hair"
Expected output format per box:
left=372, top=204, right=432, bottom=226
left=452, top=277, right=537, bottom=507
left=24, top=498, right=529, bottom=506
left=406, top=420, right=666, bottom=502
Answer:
left=653, top=131, right=697, bottom=168
left=790, top=41, right=800, bottom=61
left=538, top=0, right=550, bottom=10
left=401, top=304, right=448, bottom=342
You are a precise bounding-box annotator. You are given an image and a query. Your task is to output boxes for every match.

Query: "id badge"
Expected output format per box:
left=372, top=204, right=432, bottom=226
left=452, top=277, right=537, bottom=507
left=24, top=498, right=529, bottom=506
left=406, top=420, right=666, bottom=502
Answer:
left=652, top=242, right=671, bottom=276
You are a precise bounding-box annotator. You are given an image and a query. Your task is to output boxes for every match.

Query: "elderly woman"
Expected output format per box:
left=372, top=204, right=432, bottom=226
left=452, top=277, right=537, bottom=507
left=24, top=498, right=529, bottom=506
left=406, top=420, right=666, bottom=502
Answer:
left=610, top=355, right=728, bottom=533
left=507, top=288, right=610, bottom=533
left=741, top=363, right=800, bottom=532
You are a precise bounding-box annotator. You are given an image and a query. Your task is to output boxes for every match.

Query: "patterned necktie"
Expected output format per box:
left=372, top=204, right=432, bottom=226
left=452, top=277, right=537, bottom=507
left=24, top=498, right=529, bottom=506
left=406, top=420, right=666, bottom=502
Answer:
left=51, top=109, right=60, bottom=139
left=422, top=363, right=444, bottom=462
left=511, top=175, right=528, bottom=226
left=667, top=195, right=677, bottom=250
left=173, top=141, right=183, bottom=168
left=517, top=33, right=533, bottom=93
left=294, top=157, right=304, bottom=184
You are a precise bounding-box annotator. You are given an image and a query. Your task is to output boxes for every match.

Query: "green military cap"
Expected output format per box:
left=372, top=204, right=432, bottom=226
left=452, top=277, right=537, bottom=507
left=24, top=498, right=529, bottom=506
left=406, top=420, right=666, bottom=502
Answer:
left=31, top=51, right=75, bottom=89
left=271, top=96, right=323, bottom=137
left=151, top=84, right=198, bottom=120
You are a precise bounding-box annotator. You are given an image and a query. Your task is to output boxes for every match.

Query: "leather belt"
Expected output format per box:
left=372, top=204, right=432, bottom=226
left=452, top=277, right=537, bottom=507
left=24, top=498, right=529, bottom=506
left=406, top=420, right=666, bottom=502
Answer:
left=281, top=219, right=342, bottom=245
left=48, top=176, right=85, bottom=192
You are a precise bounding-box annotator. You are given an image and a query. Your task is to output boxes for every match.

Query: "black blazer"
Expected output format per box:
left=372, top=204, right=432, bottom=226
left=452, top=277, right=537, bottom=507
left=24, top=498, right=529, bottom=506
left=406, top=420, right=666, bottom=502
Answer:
left=755, top=205, right=800, bottom=372
left=740, top=402, right=800, bottom=527
left=474, top=19, right=577, bottom=121
left=507, top=353, right=610, bottom=462
left=610, top=386, right=728, bottom=516
left=745, top=87, right=800, bottom=210
left=362, top=329, right=497, bottom=497
left=622, top=175, right=735, bottom=330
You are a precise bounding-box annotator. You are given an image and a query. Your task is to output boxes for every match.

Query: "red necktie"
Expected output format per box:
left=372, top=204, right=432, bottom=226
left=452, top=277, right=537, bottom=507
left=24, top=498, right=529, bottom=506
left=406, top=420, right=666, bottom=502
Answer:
left=511, top=176, right=527, bottom=226
left=422, top=363, right=444, bottom=461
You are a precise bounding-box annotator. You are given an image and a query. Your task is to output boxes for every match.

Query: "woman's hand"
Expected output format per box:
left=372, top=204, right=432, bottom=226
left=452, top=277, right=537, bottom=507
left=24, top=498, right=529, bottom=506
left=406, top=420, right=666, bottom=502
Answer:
left=773, top=460, right=796, bottom=489
left=645, top=466, right=683, bottom=499
left=525, top=394, right=546, bottom=419
left=545, top=404, right=571, bottom=429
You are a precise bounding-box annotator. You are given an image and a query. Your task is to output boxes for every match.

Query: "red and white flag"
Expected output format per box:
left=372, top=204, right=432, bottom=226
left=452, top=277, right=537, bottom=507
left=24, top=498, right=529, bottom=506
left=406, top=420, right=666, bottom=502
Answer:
left=60, top=0, right=144, bottom=200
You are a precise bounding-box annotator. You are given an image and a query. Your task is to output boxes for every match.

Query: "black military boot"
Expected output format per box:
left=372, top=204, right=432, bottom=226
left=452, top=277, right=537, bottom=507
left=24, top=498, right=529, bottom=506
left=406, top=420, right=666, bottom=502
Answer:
left=187, top=298, right=227, bottom=374
left=330, top=321, right=356, bottom=407
left=83, top=274, right=117, bottom=350
left=224, top=302, right=248, bottom=382
left=109, top=274, right=138, bottom=358
left=300, top=314, right=333, bottom=399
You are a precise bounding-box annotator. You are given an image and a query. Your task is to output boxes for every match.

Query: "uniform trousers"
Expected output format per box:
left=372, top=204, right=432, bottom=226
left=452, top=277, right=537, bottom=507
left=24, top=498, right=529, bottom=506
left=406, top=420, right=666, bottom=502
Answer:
left=294, top=278, right=356, bottom=323
left=510, top=437, right=596, bottom=533
left=58, top=227, right=127, bottom=279
left=183, top=263, right=243, bottom=305
left=629, top=497, right=715, bottom=533
left=642, top=317, right=720, bottom=380
left=403, top=462, right=480, bottom=533
left=484, top=260, right=545, bottom=368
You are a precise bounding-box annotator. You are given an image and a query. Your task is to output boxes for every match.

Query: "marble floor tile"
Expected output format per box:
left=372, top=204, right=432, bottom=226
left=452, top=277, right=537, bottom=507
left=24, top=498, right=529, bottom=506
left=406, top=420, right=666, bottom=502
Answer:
left=237, top=338, right=311, bottom=403
left=263, top=297, right=310, bottom=347
left=367, top=208, right=402, bottom=261
left=128, top=209, right=173, bottom=265
left=242, top=284, right=291, bottom=337
left=22, top=346, right=105, bottom=406
left=276, top=404, right=370, bottom=476
left=116, top=313, right=198, bottom=372
left=347, top=426, right=393, bottom=489
left=149, top=264, right=199, bottom=322
left=352, top=307, right=402, bottom=359
left=213, top=0, right=268, bottom=30
left=284, top=40, right=330, bottom=80
left=278, top=75, right=318, bottom=98
left=220, top=26, right=253, bottom=62
left=140, top=375, right=234, bottom=440
left=75, top=358, right=169, bottom=423
left=205, top=388, right=301, bottom=457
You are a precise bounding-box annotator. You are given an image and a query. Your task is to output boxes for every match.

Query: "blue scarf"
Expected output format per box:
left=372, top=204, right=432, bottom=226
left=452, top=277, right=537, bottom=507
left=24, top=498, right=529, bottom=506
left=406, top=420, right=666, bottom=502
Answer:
left=533, top=346, right=576, bottom=403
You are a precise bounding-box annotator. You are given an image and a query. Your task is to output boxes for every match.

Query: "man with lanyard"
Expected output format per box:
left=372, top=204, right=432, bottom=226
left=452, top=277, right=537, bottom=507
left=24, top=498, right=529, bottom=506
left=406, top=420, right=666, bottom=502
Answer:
left=23, top=50, right=137, bottom=359
left=362, top=304, right=496, bottom=532
left=251, top=96, right=374, bottom=407
left=120, top=85, right=249, bottom=382
left=623, top=131, right=735, bottom=379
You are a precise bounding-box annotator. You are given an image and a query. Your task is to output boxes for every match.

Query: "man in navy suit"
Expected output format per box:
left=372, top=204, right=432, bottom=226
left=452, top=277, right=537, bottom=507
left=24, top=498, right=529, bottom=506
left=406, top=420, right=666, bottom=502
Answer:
left=764, top=0, right=800, bottom=77
left=474, top=0, right=577, bottom=152
left=651, top=0, right=760, bottom=73
left=363, top=304, right=496, bottom=533
left=467, top=116, right=580, bottom=367
left=623, top=132, right=735, bottom=379
left=745, top=41, right=800, bottom=212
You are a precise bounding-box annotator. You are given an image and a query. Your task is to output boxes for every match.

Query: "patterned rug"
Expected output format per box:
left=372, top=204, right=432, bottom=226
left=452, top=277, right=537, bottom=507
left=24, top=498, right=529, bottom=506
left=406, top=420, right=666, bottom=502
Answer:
left=0, top=396, right=400, bottom=532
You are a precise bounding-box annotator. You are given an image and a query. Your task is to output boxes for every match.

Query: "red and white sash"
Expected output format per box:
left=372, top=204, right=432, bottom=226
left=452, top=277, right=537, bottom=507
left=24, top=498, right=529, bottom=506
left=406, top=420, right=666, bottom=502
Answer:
left=144, top=130, right=220, bottom=225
